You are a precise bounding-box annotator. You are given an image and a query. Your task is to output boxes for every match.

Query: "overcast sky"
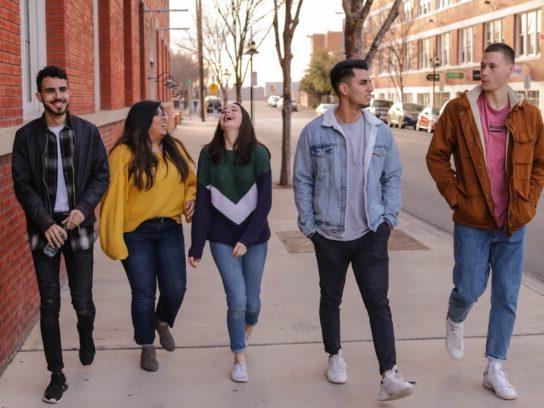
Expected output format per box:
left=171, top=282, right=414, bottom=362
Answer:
left=169, top=0, right=345, bottom=86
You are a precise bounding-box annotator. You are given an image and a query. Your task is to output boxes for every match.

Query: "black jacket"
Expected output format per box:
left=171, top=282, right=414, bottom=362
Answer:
left=11, top=112, right=109, bottom=235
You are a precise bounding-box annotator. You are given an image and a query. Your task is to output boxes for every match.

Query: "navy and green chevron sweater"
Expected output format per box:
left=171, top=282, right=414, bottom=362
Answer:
left=188, top=144, right=272, bottom=259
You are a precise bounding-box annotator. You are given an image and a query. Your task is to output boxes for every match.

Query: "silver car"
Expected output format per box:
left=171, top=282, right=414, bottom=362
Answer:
left=386, top=102, right=424, bottom=129
left=367, top=99, right=393, bottom=120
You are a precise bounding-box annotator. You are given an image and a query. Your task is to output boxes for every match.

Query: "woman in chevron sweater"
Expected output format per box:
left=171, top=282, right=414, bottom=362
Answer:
left=188, top=103, right=272, bottom=383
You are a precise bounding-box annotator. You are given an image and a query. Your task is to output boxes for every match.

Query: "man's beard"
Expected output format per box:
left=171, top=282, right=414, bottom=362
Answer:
left=44, top=100, right=69, bottom=116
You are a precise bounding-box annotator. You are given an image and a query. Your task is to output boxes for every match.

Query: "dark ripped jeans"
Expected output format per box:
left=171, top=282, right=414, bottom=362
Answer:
left=31, top=242, right=95, bottom=373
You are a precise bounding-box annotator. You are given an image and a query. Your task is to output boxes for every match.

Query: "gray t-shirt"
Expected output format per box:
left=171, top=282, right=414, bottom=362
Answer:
left=318, top=115, right=369, bottom=241
left=49, top=125, right=70, bottom=212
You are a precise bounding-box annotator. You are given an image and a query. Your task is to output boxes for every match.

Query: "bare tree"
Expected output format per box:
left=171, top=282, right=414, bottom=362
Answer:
left=342, top=0, right=403, bottom=65
left=170, top=52, right=200, bottom=93
left=383, top=19, right=415, bottom=103
left=216, top=0, right=271, bottom=103
left=273, top=0, right=304, bottom=186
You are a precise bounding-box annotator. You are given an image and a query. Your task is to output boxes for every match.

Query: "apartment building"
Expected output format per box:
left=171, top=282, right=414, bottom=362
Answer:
left=366, top=0, right=543, bottom=109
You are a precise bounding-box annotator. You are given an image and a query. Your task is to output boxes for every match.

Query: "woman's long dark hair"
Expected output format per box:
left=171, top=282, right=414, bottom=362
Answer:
left=113, top=100, right=193, bottom=191
left=208, top=103, right=269, bottom=165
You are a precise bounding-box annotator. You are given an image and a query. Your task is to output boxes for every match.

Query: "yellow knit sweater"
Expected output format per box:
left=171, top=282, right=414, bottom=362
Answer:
left=100, top=144, right=196, bottom=260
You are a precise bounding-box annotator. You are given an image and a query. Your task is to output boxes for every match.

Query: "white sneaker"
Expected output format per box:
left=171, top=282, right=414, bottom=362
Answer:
left=378, top=366, right=414, bottom=401
left=326, top=350, right=347, bottom=384
left=483, top=367, right=518, bottom=400
left=231, top=363, right=248, bottom=382
left=445, top=317, right=464, bottom=360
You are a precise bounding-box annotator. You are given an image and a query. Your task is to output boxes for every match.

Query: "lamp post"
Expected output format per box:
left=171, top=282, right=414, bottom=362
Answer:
left=431, top=57, right=441, bottom=108
left=223, top=69, right=231, bottom=107
left=245, top=39, right=258, bottom=122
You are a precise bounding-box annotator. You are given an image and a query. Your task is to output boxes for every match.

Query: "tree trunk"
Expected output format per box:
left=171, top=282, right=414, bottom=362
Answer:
left=279, top=61, right=292, bottom=186
left=235, top=80, right=242, bottom=103
left=344, top=16, right=364, bottom=59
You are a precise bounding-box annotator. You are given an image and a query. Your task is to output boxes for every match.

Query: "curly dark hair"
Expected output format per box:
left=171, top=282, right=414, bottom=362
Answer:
left=37, top=66, right=68, bottom=92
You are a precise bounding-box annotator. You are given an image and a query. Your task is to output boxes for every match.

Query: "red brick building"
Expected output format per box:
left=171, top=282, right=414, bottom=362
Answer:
left=0, top=0, right=173, bottom=373
left=366, top=0, right=543, bottom=109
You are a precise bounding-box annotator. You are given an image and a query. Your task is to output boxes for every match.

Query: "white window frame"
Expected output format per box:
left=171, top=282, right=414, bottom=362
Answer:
left=419, top=38, right=431, bottom=69
left=515, top=9, right=542, bottom=57
left=458, top=26, right=474, bottom=65
left=93, top=0, right=101, bottom=112
left=403, top=0, right=414, bottom=21
left=435, top=0, right=452, bottom=10
left=437, top=32, right=451, bottom=66
left=404, top=42, right=413, bottom=71
left=419, top=0, right=431, bottom=15
left=484, top=19, right=505, bottom=47
left=21, top=0, right=47, bottom=120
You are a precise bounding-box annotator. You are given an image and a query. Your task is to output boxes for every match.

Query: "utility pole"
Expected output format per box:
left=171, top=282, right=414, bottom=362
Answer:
left=196, top=0, right=205, bottom=121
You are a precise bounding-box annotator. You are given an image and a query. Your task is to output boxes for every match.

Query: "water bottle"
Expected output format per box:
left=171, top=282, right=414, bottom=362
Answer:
left=43, top=226, right=68, bottom=257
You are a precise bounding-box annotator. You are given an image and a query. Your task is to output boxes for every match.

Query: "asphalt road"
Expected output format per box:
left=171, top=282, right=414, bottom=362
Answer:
left=249, top=101, right=544, bottom=281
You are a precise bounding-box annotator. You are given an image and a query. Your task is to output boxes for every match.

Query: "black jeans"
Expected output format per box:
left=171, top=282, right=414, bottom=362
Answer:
left=312, top=222, right=396, bottom=374
left=31, top=242, right=95, bottom=373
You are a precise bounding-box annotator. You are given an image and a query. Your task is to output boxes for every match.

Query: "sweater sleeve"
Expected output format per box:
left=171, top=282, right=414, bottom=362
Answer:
left=188, top=148, right=212, bottom=259
left=99, top=146, right=130, bottom=260
left=238, top=145, right=272, bottom=247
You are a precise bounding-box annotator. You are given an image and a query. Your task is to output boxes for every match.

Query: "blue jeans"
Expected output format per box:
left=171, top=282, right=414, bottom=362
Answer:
left=210, top=241, right=268, bottom=353
left=122, top=219, right=187, bottom=345
left=448, top=223, right=526, bottom=360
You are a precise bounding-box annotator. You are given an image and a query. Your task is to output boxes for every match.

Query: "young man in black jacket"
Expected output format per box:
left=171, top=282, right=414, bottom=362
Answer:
left=12, top=66, right=109, bottom=403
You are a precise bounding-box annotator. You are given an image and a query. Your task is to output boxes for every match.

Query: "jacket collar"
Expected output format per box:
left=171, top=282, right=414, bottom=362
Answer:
left=38, top=111, right=75, bottom=134
left=464, top=84, right=525, bottom=111
left=322, top=105, right=383, bottom=130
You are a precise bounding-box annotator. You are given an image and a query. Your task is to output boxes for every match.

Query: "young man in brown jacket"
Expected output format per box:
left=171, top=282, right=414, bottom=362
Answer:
left=427, top=43, right=544, bottom=400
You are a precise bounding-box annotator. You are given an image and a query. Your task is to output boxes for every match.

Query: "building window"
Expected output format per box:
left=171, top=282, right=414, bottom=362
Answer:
left=419, top=0, right=431, bottom=15
left=20, top=0, right=47, bottom=119
left=435, top=0, right=452, bottom=10
left=458, top=27, right=474, bottom=65
left=403, top=0, right=414, bottom=20
left=484, top=19, right=505, bottom=46
left=517, top=90, right=540, bottom=107
left=436, top=92, right=451, bottom=108
left=515, top=9, right=542, bottom=57
left=418, top=93, right=431, bottom=106
left=403, top=42, right=413, bottom=71
left=402, top=93, right=413, bottom=103
left=419, top=38, right=431, bottom=69
left=437, top=33, right=450, bottom=66
left=379, top=49, right=386, bottom=74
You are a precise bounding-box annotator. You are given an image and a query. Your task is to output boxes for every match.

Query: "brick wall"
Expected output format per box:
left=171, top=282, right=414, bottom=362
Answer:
left=47, top=0, right=95, bottom=115
left=0, top=0, right=22, bottom=128
left=0, top=0, right=171, bottom=374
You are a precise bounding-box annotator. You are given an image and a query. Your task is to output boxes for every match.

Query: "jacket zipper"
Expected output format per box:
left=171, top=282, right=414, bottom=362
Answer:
left=42, top=133, right=52, bottom=215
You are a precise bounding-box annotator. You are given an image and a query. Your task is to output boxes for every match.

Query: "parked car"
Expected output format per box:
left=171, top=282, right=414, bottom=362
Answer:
left=367, top=99, right=393, bottom=120
left=315, top=103, right=335, bottom=116
left=267, top=95, right=281, bottom=107
left=276, top=97, right=298, bottom=111
left=205, top=96, right=222, bottom=113
left=416, top=106, right=440, bottom=133
left=386, top=102, right=424, bottom=129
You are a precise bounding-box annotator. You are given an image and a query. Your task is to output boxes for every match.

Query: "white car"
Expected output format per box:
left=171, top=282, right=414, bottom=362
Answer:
left=276, top=97, right=298, bottom=111
left=267, top=95, right=280, bottom=107
left=315, top=103, right=335, bottom=116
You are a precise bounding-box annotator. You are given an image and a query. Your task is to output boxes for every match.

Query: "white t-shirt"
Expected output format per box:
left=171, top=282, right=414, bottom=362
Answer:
left=48, top=126, right=70, bottom=212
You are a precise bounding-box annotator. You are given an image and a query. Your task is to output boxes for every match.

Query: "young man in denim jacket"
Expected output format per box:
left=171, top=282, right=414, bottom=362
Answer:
left=293, top=59, right=413, bottom=402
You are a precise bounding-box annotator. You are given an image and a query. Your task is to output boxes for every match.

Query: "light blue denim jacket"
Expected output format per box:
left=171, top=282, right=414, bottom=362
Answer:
left=293, top=107, right=403, bottom=237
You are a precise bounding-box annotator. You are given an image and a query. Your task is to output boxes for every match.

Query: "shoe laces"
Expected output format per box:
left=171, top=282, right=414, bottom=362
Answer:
left=494, top=369, right=514, bottom=390
left=331, top=354, right=347, bottom=371
left=448, top=321, right=463, bottom=341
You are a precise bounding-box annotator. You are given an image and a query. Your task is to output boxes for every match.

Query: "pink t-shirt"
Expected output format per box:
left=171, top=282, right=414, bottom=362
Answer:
left=477, top=93, right=509, bottom=227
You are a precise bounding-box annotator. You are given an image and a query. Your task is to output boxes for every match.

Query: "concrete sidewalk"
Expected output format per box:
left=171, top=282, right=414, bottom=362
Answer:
left=2, top=116, right=544, bottom=407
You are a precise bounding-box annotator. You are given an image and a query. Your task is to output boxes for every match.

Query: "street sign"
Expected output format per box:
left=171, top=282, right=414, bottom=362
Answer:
left=208, top=82, right=218, bottom=96
left=446, top=72, right=464, bottom=79
left=426, top=74, right=440, bottom=81
left=472, top=70, right=481, bottom=81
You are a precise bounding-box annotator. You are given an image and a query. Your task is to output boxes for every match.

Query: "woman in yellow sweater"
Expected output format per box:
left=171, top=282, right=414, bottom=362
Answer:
left=100, top=100, right=196, bottom=372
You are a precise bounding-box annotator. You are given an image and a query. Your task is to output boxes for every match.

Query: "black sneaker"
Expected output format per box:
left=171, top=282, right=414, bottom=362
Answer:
left=43, top=372, right=68, bottom=404
left=79, top=333, right=96, bottom=366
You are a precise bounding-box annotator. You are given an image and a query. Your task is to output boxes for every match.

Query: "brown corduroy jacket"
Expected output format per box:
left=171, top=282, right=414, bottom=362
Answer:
left=426, top=85, right=544, bottom=234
